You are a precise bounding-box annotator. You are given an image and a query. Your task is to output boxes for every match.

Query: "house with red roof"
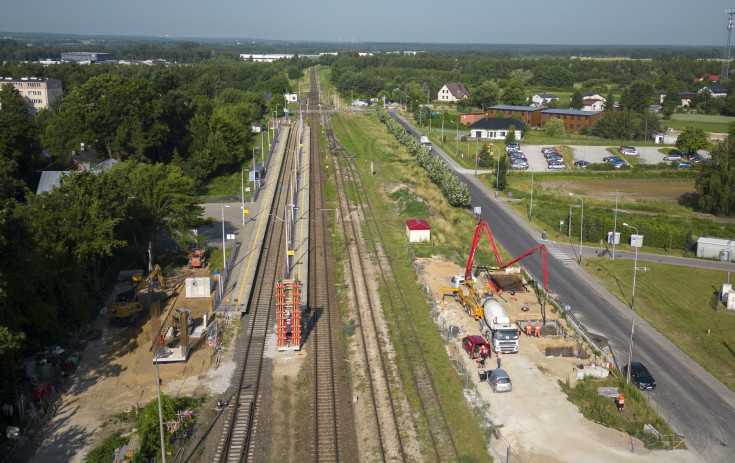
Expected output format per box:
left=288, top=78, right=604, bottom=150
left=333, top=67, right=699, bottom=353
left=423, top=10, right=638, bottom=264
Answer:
left=694, top=74, right=720, bottom=83
left=406, top=219, right=431, bottom=242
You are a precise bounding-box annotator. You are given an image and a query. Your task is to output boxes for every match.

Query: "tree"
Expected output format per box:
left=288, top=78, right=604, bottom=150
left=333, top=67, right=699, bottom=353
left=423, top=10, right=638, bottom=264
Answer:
left=0, top=83, right=41, bottom=187
left=662, top=87, right=680, bottom=119
left=501, top=80, right=527, bottom=106
left=591, top=110, right=638, bottom=139
left=470, top=81, right=500, bottom=110
left=570, top=90, right=584, bottom=110
left=48, top=74, right=166, bottom=159
left=544, top=118, right=565, bottom=137
left=105, top=162, right=202, bottom=266
left=505, top=125, right=517, bottom=145
left=478, top=143, right=493, bottom=167
left=695, top=124, right=735, bottom=215
left=269, top=93, right=287, bottom=115
left=638, top=111, right=661, bottom=141
left=497, top=155, right=509, bottom=190
left=604, top=90, right=615, bottom=111
left=676, top=126, right=709, bottom=154
left=620, top=81, right=652, bottom=114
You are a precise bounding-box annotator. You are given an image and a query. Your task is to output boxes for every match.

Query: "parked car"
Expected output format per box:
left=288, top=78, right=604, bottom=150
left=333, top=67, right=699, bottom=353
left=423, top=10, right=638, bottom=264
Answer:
left=611, top=159, right=629, bottom=168
left=603, top=155, right=621, bottom=163
left=487, top=369, right=512, bottom=392
left=505, top=142, right=520, bottom=152
left=546, top=155, right=563, bottom=163
left=511, top=161, right=529, bottom=170
left=622, top=148, right=640, bottom=156
left=462, top=335, right=491, bottom=360
left=619, top=146, right=634, bottom=152
left=663, top=154, right=681, bottom=161
left=691, top=155, right=704, bottom=163
left=547, top=161, right=566, bottom=169
left=678, top=161, right=691, bottom=168
left=622, top=362, right=656, bottom=390
left=573, top=160, right=591, bottom=169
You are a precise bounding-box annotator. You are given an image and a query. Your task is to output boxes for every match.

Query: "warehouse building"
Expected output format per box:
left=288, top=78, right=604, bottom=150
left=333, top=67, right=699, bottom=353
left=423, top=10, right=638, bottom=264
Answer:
left=696, top=237, right=735, bottom=262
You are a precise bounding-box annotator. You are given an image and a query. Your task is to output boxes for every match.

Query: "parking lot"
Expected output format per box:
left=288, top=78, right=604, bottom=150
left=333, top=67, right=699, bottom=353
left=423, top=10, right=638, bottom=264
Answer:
left=511, top=144, right=693, bottom=172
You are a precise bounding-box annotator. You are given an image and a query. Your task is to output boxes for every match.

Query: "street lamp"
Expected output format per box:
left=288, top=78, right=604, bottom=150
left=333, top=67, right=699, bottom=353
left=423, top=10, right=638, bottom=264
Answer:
left=612, top=188, right=619, bottom=260
left=154, top=353, right=167, bottom=463
left=569, top=193, right=584, bottom=263
left=441, top=113, right=445, bottom=142
left=622, top=223, right=640, bottom=311
left=221, top=205, right=230, bottom=277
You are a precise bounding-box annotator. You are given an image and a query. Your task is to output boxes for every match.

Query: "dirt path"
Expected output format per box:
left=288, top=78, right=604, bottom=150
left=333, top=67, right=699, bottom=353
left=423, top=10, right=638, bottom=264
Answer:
left=27, top=271, right=217, bottom=463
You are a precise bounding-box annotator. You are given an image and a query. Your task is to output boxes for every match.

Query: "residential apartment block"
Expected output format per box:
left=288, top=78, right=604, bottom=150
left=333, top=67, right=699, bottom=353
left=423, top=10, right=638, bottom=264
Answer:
left=1, top=77, right=63, bottom=113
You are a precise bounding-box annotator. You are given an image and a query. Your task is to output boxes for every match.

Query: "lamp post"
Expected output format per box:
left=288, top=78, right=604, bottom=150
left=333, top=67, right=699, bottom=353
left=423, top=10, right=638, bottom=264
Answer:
left=154, top=354, right=167, bottom=463
left=612, top=188, right=619, bottom=260
left=529, top=169, right=534, bottom=222
left=569, top=193, right=584, bottom=263
left=241, top=169, right=245, bottom=225
left=496, top=145, right=500, bottom=189
left=221, top=205, right=230, bottom=277
left=441, top=113, right=444, bottom=142
left=622, top=223, right=640, bottom=311
left=451, top=120, right=459, bottom=157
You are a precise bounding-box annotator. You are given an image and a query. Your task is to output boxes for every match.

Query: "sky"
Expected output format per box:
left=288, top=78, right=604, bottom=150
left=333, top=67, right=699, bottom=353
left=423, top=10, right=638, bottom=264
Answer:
left=2, top=0, right=735, bottom=46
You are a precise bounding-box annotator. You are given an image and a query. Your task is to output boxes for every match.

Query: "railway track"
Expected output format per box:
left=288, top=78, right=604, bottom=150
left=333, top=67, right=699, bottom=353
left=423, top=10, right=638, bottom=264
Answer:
left=305, top=71, right=358, bottom=463
left=326, top=108, right=460, bottom=461
left=213, top=122, right=299, bottom=463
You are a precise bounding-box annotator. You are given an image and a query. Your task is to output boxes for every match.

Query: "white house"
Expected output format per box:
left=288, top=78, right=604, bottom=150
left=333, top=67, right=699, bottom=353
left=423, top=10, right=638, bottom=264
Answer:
left=284, top=92, right=298, bottom=103
left=582, top=99, right=604, bottom=111
left=532, top=93, right=557, bottom=106
left=698, top=85, right=728, bottom=98
left=406, top=219, right=431, bottom=242
left=468, top=117, right=525, bottom=140
left=581, top=91, right=606, bottom=102
left=437, top=82, right=469, bottom=102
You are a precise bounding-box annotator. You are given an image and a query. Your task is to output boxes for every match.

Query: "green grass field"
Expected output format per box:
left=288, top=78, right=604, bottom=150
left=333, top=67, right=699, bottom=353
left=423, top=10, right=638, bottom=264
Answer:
left=666, top=113, right=735, bottom=133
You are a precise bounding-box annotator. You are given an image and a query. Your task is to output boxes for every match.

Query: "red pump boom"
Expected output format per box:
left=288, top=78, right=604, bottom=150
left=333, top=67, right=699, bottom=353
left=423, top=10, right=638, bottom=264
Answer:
left=464, top=220, right=548, bottom=292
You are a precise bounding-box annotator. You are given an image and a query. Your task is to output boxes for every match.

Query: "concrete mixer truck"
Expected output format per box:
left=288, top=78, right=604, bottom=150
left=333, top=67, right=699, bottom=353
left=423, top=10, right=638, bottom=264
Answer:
left=479, top=297, right=519, bottom=354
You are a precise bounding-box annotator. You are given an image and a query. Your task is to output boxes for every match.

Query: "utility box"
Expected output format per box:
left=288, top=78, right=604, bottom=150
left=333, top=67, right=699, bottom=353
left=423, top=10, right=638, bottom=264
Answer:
left=185, top=277, right=213, bottom=298
left=728, top=292, right=735, bottom=310
left=607, top=232, right=620, bottom=245
left=630, top=234, right=643, bottom=248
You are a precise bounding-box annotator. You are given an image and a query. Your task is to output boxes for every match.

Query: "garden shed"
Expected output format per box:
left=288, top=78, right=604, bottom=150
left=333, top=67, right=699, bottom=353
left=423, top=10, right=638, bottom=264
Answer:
left=406, top=219, right=431, bottom=243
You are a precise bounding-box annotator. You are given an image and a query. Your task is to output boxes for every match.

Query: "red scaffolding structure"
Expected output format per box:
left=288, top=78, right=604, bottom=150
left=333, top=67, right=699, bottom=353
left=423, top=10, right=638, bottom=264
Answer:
left=276, top=279, right=302, bottom=351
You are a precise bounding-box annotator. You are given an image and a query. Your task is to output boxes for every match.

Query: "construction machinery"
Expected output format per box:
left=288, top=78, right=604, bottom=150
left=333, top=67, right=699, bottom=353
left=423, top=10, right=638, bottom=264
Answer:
left=108, top=265, right=167, bottom=325
left=188, top=248, right=206, bottom=269
left=442, top=220, right=548, bottom=322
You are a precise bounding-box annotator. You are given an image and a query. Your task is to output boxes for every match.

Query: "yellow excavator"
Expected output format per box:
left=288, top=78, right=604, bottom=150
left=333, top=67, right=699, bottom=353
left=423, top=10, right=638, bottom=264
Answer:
left=108, top=265, right=167, bottom=325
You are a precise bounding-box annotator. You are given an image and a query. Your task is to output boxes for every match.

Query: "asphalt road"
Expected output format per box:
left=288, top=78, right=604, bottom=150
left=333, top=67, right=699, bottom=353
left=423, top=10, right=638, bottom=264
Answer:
left=391, top=112, right=735, bottom=463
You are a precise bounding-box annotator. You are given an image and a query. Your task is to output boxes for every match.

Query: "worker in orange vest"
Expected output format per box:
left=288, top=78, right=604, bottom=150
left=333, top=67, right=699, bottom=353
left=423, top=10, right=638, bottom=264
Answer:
left=617, top=393, right=625, bottom=411
left=526, top=322, right=532, bottom=336
left=534, top=321, right=541, bottom=337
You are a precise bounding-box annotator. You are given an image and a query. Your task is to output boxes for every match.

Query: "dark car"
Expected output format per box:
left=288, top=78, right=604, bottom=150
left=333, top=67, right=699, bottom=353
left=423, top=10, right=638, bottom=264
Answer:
left=603, top=155, right=621, bottom=163
left=573, top=160, right=591, bottom=169
left=622, top=362, right=656, bottom=390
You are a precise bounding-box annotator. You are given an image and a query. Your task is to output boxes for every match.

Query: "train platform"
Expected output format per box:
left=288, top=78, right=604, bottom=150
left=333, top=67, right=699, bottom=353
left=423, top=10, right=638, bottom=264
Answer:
left=207, top=115, right=310, bottom=320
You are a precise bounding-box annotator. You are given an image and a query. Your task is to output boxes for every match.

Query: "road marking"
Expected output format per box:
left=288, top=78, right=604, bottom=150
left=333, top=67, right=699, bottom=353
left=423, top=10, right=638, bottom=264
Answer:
left=546, top=241, right=575, bottom=265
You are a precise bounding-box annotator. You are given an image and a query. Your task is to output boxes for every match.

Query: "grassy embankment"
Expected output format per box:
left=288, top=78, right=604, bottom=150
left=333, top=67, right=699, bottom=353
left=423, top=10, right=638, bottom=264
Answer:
left=330, top=111, right=493, bottom=461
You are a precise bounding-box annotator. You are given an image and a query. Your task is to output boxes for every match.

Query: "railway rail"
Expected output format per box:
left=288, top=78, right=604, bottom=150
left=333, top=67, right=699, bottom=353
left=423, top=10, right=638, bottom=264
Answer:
left=326, top=108, right=460, bottom=461
left=305, top=70, right=358, bottom=463
left=212, top=121, right=299, bottom=463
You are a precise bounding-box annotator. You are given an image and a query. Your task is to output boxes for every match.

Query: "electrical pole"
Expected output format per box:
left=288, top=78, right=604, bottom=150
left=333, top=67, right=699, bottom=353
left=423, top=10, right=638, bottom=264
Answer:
left=722, top=9, right=735, bottom=81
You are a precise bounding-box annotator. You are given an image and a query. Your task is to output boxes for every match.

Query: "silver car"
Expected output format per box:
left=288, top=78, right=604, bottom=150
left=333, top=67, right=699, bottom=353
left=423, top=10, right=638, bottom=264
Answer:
left=488, top=369, right=512, bottom=392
